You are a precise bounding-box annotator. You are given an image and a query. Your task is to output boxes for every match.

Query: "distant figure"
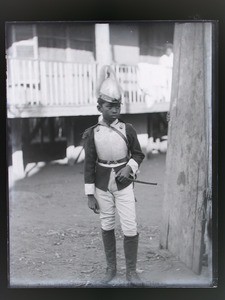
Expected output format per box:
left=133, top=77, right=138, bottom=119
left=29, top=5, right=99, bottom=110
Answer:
left=159, top=43, right=174, bottom=102
left=82, top=66, right=145, bottom=286
left=160, top=43, right=174, bottom=68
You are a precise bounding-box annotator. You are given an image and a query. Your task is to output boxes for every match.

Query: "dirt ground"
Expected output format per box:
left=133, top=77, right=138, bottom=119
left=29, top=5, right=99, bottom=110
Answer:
left=8, top=154, right=211, bottom=288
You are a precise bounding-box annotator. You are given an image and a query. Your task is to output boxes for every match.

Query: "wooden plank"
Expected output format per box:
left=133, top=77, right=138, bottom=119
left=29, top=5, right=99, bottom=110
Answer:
left=53, top=62, right=58, bottom=105
left=44, top=62, right=49, bottom=105
left=14, top=60, right=21, bottom=103
left=28, top=60, right=34, bottom=105
left=119, top=66, right=124, bottom=101
left=74, top=63, right=79, bottom=105
left=58, top=62, right=64, bottom=105
left=114, top=65, right=120, bottom=100
left=40, top=61, right=47, bottom=106
left=7, top=100, right=169, bottom=118
left=131, top=66, right=136, bottom=103
left=127, top=66, right=132, bottom=103
left=133, top=66, right=137, bottom=103
left=188, top=23, right=205, bottom=274
left=45, top=62, right=49, bottom=105
left=67, top=63, right=73, bottom=105
left=87, top=64, right=92, bottom=104
left=169, top=23, right=197, bottom=265
left=160, top=23, right=183, bottom=249
left=82, top=64, right=88, bottom=104
left=91, top=64, right=97, bottom=104
left=86, top=64, right=90, bottom=103
left=82, top=64, right=86, bottom=104
left=180, top=24, right=205, bottom=272
left=64, top=63, right=69, bottom=105
left=15, top=60, right=20, bottom=104
left=70, top=63, right=75, bottom=104
left=170, top=24, right=196, bottom=264
left=21, top=60, right=27, bottom=104
left=125, top=66, right=129, bottom=103
left=70, top=63, right=75, bottom=105
left=34, top=60, right=39, bottom=105
left=203, top=23, right=213, bottom=277
left=9, top=59, right=16, bottom=106
left=78, top=64, right=83, bottom=105
left=49, top=62, right=54, bottom=106
left=137, top=64, right=143, bottom=103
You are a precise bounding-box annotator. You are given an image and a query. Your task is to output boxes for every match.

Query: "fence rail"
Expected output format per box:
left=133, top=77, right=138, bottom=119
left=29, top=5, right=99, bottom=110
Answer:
left=7, top=58, right=171, bottom=117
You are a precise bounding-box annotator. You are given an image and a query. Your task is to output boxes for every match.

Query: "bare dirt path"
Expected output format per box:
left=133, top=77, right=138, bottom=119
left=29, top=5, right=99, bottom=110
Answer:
left=9, top=154, right=210, bottom=287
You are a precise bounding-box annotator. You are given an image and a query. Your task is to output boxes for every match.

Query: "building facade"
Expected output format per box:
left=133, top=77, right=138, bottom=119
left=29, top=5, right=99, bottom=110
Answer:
left=6, top=22, right=174, bottom=177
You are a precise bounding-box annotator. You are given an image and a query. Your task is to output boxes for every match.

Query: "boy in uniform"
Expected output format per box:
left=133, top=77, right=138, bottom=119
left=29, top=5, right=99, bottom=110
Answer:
left=83, top=66, right=145, bottom=286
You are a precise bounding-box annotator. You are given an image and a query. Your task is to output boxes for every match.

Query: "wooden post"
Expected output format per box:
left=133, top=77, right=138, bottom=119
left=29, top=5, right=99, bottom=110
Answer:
left=147, top=113, right=153, bottom=138
left=40, top=118, right=44, bottom=145
left=160, top=23, right=212, bottom=275
left=11, top=118, right=24, bottom=179
left=22, top=118, right=30, bottom=146
left=95, top=24, right=111, bottom=69
left=65, top=117, right=75, bottom=166
left=203, top=22, right=213, bottom=280
left=49, top=118, right=55, bottom=143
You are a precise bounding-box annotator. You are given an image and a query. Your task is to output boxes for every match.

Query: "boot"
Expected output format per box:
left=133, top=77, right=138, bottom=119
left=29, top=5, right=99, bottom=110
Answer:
left=101, top=229, right=117, bottom=284
left=124, top=233, right=143, bottom=287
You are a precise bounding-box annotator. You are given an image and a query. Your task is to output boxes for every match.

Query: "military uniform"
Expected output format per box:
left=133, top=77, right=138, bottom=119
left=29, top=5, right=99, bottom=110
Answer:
left=83, top=65, right=145, bottom=286
left=83, top=118, right=144, bottom=236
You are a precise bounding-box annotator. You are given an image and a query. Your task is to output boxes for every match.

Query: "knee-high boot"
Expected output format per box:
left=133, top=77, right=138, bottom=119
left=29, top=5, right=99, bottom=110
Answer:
left=101, top=229, right=117, bottom=283
left=124, top=233, right=142, bottom=286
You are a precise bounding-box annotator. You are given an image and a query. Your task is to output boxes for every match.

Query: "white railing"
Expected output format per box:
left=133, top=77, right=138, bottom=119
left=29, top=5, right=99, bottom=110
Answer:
left=113, top=65, right=145, bottom=104
left=7, top=58, right=172, bottom=109
left=7, top=59, right=99, bottom=107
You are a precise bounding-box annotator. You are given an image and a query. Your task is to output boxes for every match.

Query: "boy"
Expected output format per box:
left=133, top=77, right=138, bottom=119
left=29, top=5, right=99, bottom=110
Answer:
left=83, top=66, right=145, bottom=286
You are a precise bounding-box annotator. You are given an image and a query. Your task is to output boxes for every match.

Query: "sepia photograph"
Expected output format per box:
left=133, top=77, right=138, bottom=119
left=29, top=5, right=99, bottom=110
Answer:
left=6, top=21, right=215, bottom=288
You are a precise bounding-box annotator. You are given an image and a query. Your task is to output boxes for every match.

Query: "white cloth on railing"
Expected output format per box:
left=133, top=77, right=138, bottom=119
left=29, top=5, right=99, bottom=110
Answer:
left=159, top=53, right=173, bottom=102
left=137, top=61, right=173, bottom=104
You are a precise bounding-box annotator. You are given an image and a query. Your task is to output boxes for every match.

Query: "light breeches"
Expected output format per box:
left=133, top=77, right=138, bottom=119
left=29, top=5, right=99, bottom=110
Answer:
left=95, top=169, right=137, bottom=236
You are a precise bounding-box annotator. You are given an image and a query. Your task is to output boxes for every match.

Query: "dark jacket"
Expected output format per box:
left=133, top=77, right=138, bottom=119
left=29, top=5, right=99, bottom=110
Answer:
left=83, top=120, right=145, bottom=192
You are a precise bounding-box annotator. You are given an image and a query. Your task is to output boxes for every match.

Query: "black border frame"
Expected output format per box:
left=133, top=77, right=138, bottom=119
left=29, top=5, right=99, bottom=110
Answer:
left=0, top=0, right=224, bottom=299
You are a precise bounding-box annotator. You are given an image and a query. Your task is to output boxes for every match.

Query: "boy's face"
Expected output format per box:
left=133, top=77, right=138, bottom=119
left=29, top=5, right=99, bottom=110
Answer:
left=98, top=101, right=121, bottom=124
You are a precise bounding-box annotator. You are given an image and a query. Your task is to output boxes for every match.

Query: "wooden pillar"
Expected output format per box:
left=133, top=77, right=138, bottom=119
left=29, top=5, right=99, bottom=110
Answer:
left=40, top=118, right=44, bottom=146
left=65, top=117, right=75, bottom=166
left=148, top=113, right=160, bottom=141
left=160, top=23, right=212, bottom=275
left=147, top=113, right=153, bottom=138
left=203, top=22, right=213, bottom=280
left=49, top=118, right=55, bottom=143
left=11, top=118, right=24, bottom=179
left=22, top=118, right=30, bottom=145
left=95, top=24, right=111, bottom=68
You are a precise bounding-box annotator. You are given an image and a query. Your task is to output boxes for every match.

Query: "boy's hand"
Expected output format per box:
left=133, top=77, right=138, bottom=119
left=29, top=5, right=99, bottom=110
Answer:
left=116, top=165, right=132, bottom=183
left=87, top=195, right=100, bottom=214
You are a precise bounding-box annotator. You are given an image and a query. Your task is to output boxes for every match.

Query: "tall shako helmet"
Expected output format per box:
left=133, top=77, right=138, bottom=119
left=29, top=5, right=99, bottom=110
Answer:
left=96, top=65, right=123, bottom=104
